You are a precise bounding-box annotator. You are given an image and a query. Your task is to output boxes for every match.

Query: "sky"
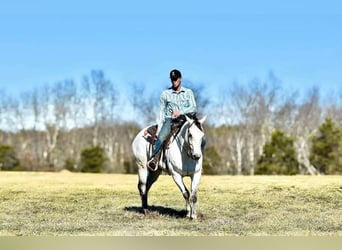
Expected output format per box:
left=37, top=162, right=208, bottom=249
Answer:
left=0, top=0, right=341, bottom=103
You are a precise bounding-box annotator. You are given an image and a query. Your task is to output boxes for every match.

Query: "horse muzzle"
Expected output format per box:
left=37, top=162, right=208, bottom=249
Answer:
left=191, top=153, right=201, bottom=161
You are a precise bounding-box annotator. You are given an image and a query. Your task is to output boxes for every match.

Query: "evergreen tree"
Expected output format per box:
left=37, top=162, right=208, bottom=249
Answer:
left=203, top=146, right=222, bottom=175
left=256, top=130, right=299, bottom=175
left=79, top=146, right=108, bottom=173
left=0, top=145, right=21, bottom=171
left=310, top=117, right=342, bottom=174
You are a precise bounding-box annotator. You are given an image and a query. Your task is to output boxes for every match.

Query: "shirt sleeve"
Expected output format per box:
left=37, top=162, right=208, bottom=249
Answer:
left=181, top=89, right=197, bottom=114
left=158, top=92, right=166, bottom=125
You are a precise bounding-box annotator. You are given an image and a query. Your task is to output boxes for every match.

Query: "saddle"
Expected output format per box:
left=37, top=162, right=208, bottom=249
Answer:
left=143, top=114, right=189, bottom=146
left=143, top=113, right=198, bottom=171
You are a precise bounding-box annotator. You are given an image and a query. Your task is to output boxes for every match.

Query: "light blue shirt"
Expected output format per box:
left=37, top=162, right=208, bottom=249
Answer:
left=158, top=86, right=197, bottom=123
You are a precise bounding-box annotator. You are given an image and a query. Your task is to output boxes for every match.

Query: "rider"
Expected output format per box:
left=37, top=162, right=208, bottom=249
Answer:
left=147, top=69, right=197, bottom=171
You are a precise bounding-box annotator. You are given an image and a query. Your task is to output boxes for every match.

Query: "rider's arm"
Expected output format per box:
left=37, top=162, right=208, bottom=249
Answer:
left=180, top=89, right=197, bottom=115
left=157, top=92, right=167, bottom=133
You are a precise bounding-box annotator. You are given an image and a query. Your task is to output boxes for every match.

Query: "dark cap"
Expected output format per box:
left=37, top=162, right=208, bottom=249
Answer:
left=170, top=69, right=182, bottom=82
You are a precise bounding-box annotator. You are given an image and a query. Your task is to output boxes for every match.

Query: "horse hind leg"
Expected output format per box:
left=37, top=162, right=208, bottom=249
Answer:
left=138, top=181, right=148, bottom=213
left=138, top=169, right=162, bottom=214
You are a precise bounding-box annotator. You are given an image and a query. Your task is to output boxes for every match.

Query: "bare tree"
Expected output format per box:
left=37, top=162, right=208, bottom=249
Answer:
left=48, top=80, right=79, bottom=169
left=24, top=88, right=44, bottom=170
left=0, top=90, right=10, bottom=143
left=100, top=81, right=119, bottom=171
left=292, top=88, right=322, bottom=175
left=216, top=81, right=250, bottom=174
left=81, top=70, right=114, bottom=147
left=65, top=80, right=84, bottom=169
left=214, top=72, right=283, bottom=175
left=0, top=90, right=5, bottom=132
left=325, top=89, right=342, bottom=127
left=129, top=82, right=158, bottom=125
left=38, top=84, right=58, bottom=169
left=183, top=80, right=210, bottom=116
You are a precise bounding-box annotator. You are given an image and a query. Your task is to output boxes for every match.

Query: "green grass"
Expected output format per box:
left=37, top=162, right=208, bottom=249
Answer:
left=0, top=171, right=341, bottom=235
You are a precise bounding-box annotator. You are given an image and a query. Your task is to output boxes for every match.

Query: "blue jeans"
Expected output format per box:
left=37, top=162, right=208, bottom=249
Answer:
left=152, top=118, right=172, bottom=156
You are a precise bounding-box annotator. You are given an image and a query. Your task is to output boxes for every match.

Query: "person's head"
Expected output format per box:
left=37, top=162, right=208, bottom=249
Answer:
left=170, top=69, right=182, bottom=91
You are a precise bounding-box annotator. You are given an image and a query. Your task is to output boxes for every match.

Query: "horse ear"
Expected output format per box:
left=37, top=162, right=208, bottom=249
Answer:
left=185, top=114, right=192, bottom=123
left=198, top=115, right=207, bottom=124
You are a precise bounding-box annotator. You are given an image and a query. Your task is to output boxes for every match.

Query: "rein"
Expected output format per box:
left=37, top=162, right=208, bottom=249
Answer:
left=168, top=114, right=204, bottom=160
left=173, top=121, right=195, bottom=159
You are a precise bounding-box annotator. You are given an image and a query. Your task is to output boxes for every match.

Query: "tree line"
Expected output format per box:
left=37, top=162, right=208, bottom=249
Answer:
left=0, top=70, right=341, bottom=174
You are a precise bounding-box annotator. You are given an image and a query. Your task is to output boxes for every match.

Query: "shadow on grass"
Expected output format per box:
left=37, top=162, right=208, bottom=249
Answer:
left=124, top=205, right=188, bottom=218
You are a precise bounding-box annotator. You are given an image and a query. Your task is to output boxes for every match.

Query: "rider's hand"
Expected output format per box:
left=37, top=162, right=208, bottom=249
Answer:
left=172, top=110, right=181, bottom=118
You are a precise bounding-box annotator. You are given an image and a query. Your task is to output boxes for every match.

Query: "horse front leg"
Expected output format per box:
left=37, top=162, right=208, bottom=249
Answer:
left=171, top=172, right=191, bottom=216
left=189, top=171, right=202, bottom=219
left=189, top=190, right=197, bottom=219
left=183, top=189, right=191, bottom=218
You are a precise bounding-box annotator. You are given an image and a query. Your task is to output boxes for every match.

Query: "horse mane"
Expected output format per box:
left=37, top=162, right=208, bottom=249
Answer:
left=180, top=112, right=204, bottom=131
left=143, top=112, right=204, bottom=146
left=167, top=113, right=199, bottom=142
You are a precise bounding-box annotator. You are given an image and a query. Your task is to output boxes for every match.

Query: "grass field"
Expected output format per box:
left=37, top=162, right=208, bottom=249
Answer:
left=0, top=171, right=341, bottom=236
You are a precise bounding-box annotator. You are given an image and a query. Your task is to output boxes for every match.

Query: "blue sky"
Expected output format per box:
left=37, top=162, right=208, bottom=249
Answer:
left=0, top=0, right=341, bottom=100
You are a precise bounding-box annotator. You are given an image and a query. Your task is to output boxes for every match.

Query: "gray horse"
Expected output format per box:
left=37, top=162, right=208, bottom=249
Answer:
left=131, top=114, right=206, bottom=219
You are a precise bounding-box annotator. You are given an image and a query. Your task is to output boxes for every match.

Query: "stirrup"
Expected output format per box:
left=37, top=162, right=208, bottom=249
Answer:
left=147, top=158, right=158, bottom=171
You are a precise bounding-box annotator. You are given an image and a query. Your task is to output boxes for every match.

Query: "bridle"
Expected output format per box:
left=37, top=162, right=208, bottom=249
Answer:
left=184, top=120, right=203, bottom=159
left=171, top=116, right=204, bottom=160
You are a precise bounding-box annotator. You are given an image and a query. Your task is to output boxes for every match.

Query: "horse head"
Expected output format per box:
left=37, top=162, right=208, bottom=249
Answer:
left=185, top=114, right=206, bottom=160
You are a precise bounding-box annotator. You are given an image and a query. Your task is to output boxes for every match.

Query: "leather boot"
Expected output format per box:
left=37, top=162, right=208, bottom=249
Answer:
left=147, top=149, right=162, bottom=171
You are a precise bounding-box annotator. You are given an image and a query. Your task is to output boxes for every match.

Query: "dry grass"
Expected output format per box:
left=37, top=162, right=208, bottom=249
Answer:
left=0, top=171, right=341, bottom=235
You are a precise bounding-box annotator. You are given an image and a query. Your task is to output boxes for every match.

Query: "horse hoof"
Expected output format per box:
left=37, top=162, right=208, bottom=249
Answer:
left=142, top=208, right=148, bottom=215
left=190, top=215, right=197, bottom=220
